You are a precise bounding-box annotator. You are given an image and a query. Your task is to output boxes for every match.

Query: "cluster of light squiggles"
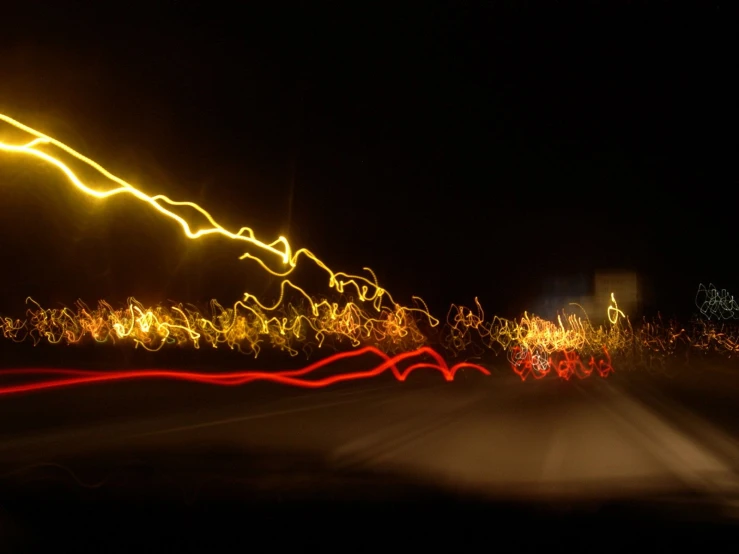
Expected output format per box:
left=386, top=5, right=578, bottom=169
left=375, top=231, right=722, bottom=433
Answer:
left=696, top=283, right=739, bottom=321
left=0, top=113, right=736, bottom=396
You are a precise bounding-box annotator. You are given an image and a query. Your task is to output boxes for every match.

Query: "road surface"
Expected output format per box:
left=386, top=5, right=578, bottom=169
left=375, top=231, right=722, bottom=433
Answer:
left=1, top=360, right=739, bottom=549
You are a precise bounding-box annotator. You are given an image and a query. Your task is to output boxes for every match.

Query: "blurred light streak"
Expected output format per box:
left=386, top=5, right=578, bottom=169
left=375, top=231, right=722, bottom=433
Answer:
left=0, top=345, right=490, bottom=396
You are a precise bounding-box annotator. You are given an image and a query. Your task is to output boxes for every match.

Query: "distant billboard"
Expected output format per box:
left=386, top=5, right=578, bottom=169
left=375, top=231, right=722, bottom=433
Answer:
left=532, top=270, right=644, bottom=321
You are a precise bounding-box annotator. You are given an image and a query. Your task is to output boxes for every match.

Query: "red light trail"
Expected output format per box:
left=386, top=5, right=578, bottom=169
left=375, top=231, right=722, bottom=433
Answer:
left=0, top=345, right=490, bottom=397
left=508, top=346, right=614, bottom=381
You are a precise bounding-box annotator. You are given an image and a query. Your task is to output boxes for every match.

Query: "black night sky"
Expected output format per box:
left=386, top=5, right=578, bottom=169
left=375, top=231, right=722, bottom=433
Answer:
left=0, top=2, right=734, bottom=321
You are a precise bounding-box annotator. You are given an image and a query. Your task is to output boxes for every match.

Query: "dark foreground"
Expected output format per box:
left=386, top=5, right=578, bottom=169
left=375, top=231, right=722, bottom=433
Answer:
left=1, top=359, right=739, bottom=551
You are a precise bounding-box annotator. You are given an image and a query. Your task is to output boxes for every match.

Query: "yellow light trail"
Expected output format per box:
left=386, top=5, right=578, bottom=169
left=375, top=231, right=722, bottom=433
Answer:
left=0, top=112, right=437, bottom=325
left=1, top=295, right=428, bottom=357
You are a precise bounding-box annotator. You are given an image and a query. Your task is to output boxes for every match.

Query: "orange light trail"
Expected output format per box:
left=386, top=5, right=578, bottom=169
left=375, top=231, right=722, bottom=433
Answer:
left=0, top=345, right=490, bottom=396
left=2, top=295, right=429, bottom=356
left=445, top=293, right=631, bottom=360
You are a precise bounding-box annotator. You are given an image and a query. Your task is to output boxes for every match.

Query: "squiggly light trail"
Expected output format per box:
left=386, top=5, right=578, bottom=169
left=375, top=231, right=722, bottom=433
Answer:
left=0, top=113, right=438, bottom=329
left=0, top=345, right=490, bottom=396
left=1, top=291, right=627, bottom=376
left=442, top=293, right=628, bottom=379
left=446, top=292, right=739, bottom=376
left=508, top=346, right=613, bottom=381
left=2, top=295, right=427, bottom=356
left=696, top=283, right=739, bottom=320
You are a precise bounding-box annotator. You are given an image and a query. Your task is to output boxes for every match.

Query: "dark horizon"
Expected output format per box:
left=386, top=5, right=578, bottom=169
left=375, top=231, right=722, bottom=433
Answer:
left=0, top=3, right=734, bottom=322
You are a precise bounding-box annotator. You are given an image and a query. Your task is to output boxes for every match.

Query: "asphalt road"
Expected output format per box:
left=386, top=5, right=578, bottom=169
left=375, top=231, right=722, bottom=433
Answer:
left=1, top=360, right=739, bottom=550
